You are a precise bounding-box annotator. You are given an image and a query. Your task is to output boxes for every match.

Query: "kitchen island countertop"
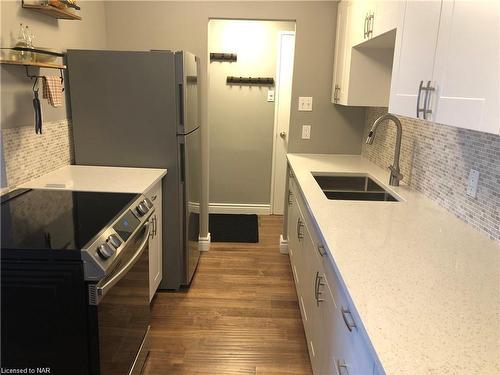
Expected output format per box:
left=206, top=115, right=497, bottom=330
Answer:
left=19, top=165, right=167, bottom=194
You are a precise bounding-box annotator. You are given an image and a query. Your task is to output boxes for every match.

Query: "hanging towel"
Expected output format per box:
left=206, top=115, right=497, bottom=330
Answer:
left=42, top=76, right=63, bottom=107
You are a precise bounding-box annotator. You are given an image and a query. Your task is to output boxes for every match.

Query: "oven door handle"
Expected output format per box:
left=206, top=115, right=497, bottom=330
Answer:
left=96, top=223, right=151, bottom=301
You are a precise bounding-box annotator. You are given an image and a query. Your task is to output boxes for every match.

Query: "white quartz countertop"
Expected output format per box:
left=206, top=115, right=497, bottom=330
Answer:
left=287, top=153, right=499, bottom=375
left=20, top=165, right=167, bottom=194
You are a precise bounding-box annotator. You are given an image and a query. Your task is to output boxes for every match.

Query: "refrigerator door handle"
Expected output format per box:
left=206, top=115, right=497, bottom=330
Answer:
left=179, top=143, right=185, bottom=184
left=178, top=83, right=184, bottom=126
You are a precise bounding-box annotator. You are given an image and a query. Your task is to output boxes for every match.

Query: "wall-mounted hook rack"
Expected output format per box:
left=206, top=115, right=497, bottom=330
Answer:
left=226, top=76, right=275, bottom=86
left=210, top=53, right=237, bottom=62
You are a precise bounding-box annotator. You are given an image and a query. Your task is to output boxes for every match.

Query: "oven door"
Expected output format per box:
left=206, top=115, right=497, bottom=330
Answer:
left=91, top=222, right=151, bottom=375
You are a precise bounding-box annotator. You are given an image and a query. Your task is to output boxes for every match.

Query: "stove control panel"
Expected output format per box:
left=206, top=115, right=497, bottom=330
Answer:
left=82, top=194, right=154, bottom=282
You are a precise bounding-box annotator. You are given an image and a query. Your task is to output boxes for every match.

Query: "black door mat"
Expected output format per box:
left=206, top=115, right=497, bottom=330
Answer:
left=209, top=214, right=259, bottom=243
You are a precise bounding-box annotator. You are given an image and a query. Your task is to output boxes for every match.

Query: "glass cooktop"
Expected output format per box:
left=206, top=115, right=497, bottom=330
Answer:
left=1, top=189, right=138, bottom=251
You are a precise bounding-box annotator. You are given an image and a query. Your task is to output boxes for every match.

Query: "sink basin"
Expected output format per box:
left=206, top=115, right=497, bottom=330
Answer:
left=313, top=175, right=399, bottom=202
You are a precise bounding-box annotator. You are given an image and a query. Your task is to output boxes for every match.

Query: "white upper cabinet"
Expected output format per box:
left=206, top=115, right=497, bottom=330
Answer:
left=333, top=0, right=499, bottom=134
left=432, top=1, right=500, bottom=134
left=349, top=0, right=372, bottom=46
left=388, top=1, right=442, bottom=120
left=332, top=0, right=350, bottom=104
left=371, top=1, right=403, bottom=39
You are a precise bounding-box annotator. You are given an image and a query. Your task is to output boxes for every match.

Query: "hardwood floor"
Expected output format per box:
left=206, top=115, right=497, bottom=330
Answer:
left=143, top=215, right=312, bottom=375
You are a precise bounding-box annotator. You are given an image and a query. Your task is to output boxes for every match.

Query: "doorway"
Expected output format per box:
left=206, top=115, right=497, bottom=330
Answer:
left=208, top=19, right=296, bottom=215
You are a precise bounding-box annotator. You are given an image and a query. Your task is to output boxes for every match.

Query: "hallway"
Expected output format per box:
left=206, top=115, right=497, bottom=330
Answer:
left=143, top=215, right=312, bottom=374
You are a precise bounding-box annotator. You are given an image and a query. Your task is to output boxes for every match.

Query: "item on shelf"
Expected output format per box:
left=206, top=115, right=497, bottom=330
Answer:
left=12, top=23, right=28, bottom=61
left=25, top=25, right=35, bottom=62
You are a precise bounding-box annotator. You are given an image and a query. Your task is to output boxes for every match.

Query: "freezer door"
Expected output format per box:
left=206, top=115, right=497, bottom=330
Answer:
left=175, top=51, right=199, bottom=135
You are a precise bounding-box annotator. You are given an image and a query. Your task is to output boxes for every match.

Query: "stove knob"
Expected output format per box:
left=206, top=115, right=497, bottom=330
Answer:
left=136, top=202, right=149, bottom=216
left=108, top=234, right=122, bottom=249
left=143, top=198, right=153, bottom=210
left=97, top=243, right=115, bottom=260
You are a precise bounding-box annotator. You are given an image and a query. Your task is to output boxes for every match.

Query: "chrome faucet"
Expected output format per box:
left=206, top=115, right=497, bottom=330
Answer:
left=365, top=113, right=404, bottom=186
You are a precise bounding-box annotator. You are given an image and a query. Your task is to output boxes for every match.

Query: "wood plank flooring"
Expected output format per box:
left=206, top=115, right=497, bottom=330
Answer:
left=143, top=215, right=312, bottom=375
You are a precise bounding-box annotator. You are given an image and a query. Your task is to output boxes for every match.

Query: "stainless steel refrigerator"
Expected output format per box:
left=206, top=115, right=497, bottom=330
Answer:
left=66, top=50, right=201, bottom=289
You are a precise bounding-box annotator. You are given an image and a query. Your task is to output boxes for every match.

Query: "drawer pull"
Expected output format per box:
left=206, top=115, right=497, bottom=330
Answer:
left=314, top=272, right=325, bottom=306
left=297, top=218, right=304, bottom=240
left=341, top=307, right=357, bottom=332
left=316, top=244, right=326, bottom=257
left=151, top=194, right=157, bottom=201
left=337, top=359, right=350, bottom=375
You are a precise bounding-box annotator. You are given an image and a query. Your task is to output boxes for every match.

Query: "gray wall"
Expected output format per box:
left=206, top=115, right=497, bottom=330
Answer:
left=104, top=1, right=366, bottom=235
left=0, top=1, right=107, bottom=191
left=0, top=0, right=108, bottom=128
left=209, top=19, right=295, bottom=205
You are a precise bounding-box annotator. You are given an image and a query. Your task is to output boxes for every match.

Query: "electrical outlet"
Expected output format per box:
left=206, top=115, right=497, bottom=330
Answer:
left=301, top=125, right=311, bottom=139
left=298, top=97, right=313, bottom=111
left=466, top=169, right=480, bottom=198
left=267, top=90, right=275, bottom=102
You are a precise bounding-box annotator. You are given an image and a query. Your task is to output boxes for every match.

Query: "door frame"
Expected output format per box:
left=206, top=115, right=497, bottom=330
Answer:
left=270, top=30, right=296, bottom=215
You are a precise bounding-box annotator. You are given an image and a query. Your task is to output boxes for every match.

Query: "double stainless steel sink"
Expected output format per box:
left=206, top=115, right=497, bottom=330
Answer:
left=313, top=175, right=399, bottom=202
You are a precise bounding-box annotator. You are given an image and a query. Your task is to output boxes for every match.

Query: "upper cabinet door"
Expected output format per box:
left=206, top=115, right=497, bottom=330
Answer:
left=332, top=0, right=350, bottom=104
left=388, top=1, right=442, bottom=119
left=433, top=1, right=500, bottom=134
left=371, top=0, right=403, bottom=38
left=349, top=0, right=373, bottom=47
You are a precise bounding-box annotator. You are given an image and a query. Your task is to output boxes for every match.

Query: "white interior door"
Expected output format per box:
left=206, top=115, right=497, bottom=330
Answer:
left=271, top=31, right=295, bottom=215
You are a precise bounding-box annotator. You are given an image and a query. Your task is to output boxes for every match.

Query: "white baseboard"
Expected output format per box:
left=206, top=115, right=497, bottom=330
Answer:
left=209, top=203, right=271, bottom=215
left=198, top=233, right=211, bottom=252
left=279, top=234, right=289, bottom=254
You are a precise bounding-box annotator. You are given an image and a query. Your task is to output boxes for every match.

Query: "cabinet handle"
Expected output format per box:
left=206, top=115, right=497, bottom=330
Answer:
left=416, top=80, right=424, bottom=118
left=296, top=218, right=304, bottom=240
left=364, top=14, right=368, bottom=38
left=337, top=359, right=350, bottom=375
left=315, top=272, right=325, bottom=306
left=341, top=307, right=357, bottom=332
left=288, top=190, right=293, bottom=206
left=151, top=194, right=157, bottom=201
left=333, top=85, right=340, bottom=103
left=289, top=170, right=294, bottom=178
left=316, top=244, right=326, bottom=257
left=368, top=12, right=374, bottom=37
left=423, top=80, right=435, bottom=120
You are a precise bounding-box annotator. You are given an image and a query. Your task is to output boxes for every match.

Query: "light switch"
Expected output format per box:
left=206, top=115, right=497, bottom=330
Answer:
left=301, top=125, right=311, bottom=139
left=267, top=90, right=275, bottom=102
left=298, top=97, right=313, bottom=111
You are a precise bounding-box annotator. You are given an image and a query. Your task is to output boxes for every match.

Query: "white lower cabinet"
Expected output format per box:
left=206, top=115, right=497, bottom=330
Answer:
left=145, top=181, right=163, bottom=302
left=287, top=175, right=378, bottom=375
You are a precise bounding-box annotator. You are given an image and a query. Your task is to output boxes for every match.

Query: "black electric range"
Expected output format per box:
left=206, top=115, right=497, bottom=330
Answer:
left=1, top=189, right=138, bottom=253
left=1, top=189, right=154, bottom=375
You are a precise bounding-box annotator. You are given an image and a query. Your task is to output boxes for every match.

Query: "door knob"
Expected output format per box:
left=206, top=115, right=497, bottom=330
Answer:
left=279, top=131, right=287, bottom=138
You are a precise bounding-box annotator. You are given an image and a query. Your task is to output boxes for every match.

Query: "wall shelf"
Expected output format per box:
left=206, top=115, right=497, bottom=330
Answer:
left=21, top=3, right=81, bottom=20
left=0, top=59, right=66, bottom=70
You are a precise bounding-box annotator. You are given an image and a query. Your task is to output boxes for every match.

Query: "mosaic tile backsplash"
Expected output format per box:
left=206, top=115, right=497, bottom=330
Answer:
left=2, top=119, right=74, bottom=190
left=362, top=107, right=500, bottom=242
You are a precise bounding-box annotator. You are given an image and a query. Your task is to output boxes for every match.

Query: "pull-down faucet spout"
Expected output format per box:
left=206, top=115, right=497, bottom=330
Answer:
left=365, top=114, right=404, bottom=186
